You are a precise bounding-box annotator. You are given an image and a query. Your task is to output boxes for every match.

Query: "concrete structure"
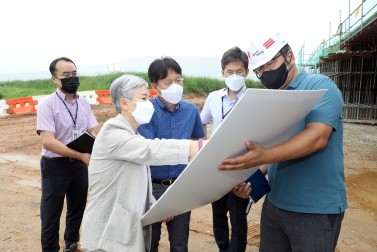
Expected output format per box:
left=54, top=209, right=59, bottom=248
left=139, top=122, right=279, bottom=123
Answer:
left=298, top=0, right=377, bottom=123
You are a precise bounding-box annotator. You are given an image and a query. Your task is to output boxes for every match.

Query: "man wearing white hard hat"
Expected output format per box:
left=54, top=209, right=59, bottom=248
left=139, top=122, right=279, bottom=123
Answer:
left=218, top=32, right=347, bottom=252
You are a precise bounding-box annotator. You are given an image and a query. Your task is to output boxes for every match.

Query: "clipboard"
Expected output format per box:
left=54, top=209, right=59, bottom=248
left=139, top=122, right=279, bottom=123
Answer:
left=66, top=131, right=95, bottom=154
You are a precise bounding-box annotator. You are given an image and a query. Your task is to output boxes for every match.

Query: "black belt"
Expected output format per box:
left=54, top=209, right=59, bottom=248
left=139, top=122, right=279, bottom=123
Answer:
left=43, top=156, right=78, bottom=162
left=152, top=178, right=177, bottom=186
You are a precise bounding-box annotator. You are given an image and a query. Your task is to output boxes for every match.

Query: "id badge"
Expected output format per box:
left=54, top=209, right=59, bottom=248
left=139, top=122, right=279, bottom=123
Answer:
left=72, top=129, right=79, bottom=140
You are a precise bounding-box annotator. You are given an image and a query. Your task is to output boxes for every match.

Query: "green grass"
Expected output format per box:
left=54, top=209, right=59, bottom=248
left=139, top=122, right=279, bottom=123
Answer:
left=0, top=71, right=263, bottom=100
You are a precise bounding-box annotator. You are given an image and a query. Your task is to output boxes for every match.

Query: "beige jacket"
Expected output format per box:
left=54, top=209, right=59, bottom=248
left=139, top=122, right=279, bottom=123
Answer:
left=81, top=114, right=190, bottom=252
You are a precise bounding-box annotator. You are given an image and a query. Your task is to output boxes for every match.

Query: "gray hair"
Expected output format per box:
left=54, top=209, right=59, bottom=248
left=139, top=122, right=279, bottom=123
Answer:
left=110, top=74, right=148, bottom=113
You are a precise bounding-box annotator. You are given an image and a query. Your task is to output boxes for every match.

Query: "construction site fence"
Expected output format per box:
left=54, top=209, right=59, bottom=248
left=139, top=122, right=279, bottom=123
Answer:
left=0, top=90, right=158, bottom=117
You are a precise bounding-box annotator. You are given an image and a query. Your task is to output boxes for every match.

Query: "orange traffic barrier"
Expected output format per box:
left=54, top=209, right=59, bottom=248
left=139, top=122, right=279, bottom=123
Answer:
left=95, top=90, right=111, bottom=104
left=95, top=90, right=157, bottom=104
left=6, top=96, right=38, bottom=114
left=149, top=89, right=158, bottom=98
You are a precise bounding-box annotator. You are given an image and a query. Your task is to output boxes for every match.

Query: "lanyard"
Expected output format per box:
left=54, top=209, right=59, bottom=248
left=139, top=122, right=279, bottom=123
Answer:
left=221, top=96, right=233, bottom=120
left=221, top=88, right=247, bottom=120
left=56, top=92, right=78, bottom=129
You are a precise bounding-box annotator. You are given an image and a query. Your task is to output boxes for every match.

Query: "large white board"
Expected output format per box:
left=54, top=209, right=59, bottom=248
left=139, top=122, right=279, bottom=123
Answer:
left=141, top=89, right=327, bottom=226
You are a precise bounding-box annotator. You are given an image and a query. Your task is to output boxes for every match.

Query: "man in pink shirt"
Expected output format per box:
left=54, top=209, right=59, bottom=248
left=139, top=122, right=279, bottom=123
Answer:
left=36, top=57, right=98, bottom=252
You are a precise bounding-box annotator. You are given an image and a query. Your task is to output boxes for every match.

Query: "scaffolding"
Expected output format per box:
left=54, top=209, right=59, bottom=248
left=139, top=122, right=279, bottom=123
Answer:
left=298, top=0, right=377, bottom=123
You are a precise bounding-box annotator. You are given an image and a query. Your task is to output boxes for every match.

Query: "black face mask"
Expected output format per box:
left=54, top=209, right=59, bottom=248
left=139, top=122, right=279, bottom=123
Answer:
left=60, top=76, right=80, bottom=94
left=259, top=62, right=289, bottom=89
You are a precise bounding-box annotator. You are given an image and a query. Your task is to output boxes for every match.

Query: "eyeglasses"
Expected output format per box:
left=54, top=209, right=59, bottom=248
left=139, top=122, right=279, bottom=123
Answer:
left=253, top=54, right=283, bottom=74
left=224, top=70, right=246, bottom=78
left=54, top=72, right=80, bottom=78
left=161, top=78, right=184, bottom=86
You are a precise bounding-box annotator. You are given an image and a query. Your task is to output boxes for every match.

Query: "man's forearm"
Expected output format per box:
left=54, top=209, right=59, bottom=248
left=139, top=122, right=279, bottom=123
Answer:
left=265, top=122, right=332, bottom=164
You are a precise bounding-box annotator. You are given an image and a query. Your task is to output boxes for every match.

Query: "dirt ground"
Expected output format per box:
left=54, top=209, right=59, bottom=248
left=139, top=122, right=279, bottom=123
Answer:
left=0, top=94, right=376, bottom=252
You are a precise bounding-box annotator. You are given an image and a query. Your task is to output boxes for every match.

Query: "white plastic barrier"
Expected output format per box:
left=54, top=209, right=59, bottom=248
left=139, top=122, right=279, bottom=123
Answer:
left=33, top=91, right=99, bottom=108
left=32, top=95, right=49, bottom=110
left=0, top=100, right=10, bottom=117
left=77, top=90, right=99, bottom=105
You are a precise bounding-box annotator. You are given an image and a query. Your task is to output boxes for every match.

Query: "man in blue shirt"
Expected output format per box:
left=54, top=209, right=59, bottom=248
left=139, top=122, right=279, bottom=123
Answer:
left=138, top=57, right=205, bottom=252
left=218, top=32, right=347, bottom=252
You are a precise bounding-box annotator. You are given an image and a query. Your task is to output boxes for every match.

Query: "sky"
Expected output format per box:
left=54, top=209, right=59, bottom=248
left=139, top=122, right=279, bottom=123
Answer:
left=0, top=0, right=362, bottom=79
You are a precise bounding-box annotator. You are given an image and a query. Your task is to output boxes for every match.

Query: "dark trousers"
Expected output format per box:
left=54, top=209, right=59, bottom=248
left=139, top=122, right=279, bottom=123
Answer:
left=212, top=191, right=249, bottom=252
left=150, top=183, right=191, bottom=252
left=40, top=157, right=88, bottom=252
left=260, top=197, right=344, bottom=252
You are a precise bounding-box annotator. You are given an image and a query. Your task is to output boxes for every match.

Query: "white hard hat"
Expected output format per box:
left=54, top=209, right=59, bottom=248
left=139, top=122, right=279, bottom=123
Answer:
left=247, top=32, right=289, bottom=70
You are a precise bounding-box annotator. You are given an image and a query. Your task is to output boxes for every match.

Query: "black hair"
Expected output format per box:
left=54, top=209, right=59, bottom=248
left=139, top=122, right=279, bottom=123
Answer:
left=148, top=56, right=182, bottom=84
left=221, top=47, right=249, bottom=70
left=49, top=57, right=76, bottom=75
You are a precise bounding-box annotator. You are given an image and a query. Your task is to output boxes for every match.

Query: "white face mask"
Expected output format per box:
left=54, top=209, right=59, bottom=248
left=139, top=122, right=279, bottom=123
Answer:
left=225, top=74, right=246, bottom=91
left=158, top=83, right=183, bottom=104
left=128, top=100, right=155, bottom=125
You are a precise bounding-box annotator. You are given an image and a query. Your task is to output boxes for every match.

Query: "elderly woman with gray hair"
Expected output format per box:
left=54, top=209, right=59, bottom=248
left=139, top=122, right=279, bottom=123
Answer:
left=81, top=74, right=204, bottom=252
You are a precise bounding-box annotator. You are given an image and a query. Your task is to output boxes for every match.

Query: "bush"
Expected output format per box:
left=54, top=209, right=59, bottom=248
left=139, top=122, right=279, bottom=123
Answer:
left=0, top=72, right=263, bottom=99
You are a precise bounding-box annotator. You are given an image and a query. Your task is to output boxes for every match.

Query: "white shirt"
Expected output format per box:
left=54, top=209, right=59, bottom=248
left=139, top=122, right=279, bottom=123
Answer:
left=201, top=85, right=247, bottom=133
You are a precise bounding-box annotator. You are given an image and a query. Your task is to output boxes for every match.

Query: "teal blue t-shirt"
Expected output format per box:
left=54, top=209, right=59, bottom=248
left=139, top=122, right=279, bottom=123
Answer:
left=267, top=70, right=347, bottom=214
